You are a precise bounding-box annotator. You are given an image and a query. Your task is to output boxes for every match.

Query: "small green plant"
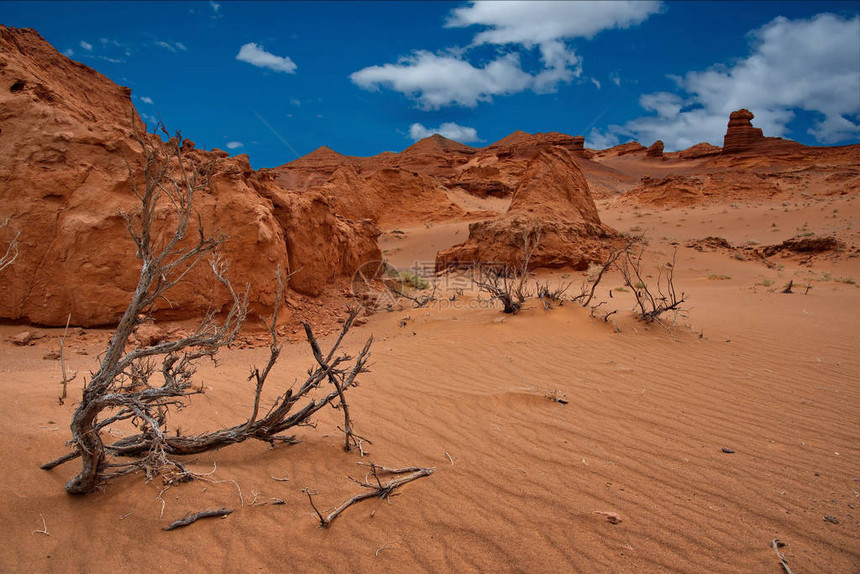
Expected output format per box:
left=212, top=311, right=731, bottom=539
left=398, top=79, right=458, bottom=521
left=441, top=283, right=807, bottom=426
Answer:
left=758, top=278, right=774, bottom=287
left=399, top=271, right=430, bottom=290
left=707, top=274, right=731, bottom=280
left=614, top=286, right=630, bottom=293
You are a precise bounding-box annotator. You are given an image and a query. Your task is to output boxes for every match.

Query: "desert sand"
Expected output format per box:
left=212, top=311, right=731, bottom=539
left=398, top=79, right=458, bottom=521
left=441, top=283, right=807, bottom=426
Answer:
left=1, top=25, right=859, bottom=574
left=3, top=167, right=859, bottom=572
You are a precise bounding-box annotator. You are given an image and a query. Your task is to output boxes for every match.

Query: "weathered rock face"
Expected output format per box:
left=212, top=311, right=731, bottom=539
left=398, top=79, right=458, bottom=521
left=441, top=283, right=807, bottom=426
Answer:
left=592, top=141, right=647, bottom=159
left=666, top=142, right=723, bottom=160
left=0, top=26, right=378, bottom=325
left=647, top=140, right=664, bottom=158
left=723, top=109, right=764, bottom=152
left=270, top=146, right=356, bottom=191
left=253, top=175, right=380, bottom=297
left=306, top=164, right=465, bottom=227
left=436, top=147, right=615, bottom=271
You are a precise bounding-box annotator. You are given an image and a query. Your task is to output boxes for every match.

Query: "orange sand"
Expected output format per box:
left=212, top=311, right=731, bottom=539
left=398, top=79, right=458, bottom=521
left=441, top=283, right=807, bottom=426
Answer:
left=1, top=162, right=859, bottom=573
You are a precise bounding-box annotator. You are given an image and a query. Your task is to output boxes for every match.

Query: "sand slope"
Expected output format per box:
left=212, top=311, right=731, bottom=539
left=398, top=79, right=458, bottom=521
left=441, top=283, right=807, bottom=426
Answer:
left=2, top=188, right=859, bottom=572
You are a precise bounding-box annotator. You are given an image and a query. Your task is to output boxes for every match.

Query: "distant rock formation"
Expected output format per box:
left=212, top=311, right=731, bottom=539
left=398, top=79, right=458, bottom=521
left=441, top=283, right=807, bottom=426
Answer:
left=647, top=140, right=664, bottom=158
left=312, top=165, right=466, bottom=226
left=436, top=147, right=615, bottom=271
left=667, top=142, right=723, bottom=160
left=592, top=141, right=647, bottom=159
left=722, top=109, right=764, bottom=152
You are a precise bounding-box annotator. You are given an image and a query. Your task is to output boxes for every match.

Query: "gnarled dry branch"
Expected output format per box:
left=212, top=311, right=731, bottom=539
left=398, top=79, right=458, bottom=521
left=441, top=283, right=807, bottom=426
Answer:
left=0, top=217, right=19, bottom=274
left=305, top=463, right=434, bottom=528
left=41, top=122, right=373, bottom=494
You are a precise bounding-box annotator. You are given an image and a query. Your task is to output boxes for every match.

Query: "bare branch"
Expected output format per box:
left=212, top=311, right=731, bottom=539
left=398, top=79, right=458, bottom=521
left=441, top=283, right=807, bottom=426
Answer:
left=162, top=508, right=233, bottom=531
left=310, top=464, right=434, bottom=528
left=0, top=218, right=20, bottom=274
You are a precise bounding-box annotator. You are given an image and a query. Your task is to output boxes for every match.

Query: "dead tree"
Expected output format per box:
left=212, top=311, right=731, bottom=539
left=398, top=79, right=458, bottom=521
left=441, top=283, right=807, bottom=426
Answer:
left=535, top=280, right=571, bottom=311
left=475, top=225, right=541, bottom=314
left=0, top=217, right=19, bottom=273
left=42, top=124, right=372, bottom=494
left=616, top=244, right=686, bottom=324
left=574, top=246, right=625, bottom=308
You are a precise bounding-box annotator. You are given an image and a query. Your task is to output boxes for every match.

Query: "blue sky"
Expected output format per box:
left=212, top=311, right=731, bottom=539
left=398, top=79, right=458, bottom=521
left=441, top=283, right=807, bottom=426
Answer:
left=2, top=1, right=859, bottom=168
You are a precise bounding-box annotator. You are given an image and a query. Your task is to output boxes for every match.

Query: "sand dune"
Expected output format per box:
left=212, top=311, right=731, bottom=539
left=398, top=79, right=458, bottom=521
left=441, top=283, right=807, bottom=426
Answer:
left=3, top=187, right=858, bottom=573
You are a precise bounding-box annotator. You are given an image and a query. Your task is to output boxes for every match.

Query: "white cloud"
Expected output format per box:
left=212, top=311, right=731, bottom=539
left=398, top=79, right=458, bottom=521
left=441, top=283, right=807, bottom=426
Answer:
left=351, top=50, right=531, bottom=109
left=139, top=96, right=154, bottom=105
left=236, top=43, right=297, bottom=74
left=289, top=98, right=301, bottom=106
left=226, top=141, right=244, bottom=149
left=446, top=1, right=662, bottom=44
left=80, top=40, right=93, bottom=51
left=63, top=48, right=74, bottom=57
left=586, top=128, right=621, bottom=150
left=590, top=77, right=601, bottom=90
left=351, top=0, right=660, bottom=109
left=608, top=13, right=860, bottom=149
left=155, top=40, right=187, bottom=53
left=609, top=71, right=621, bottom=87
left=408, top=122, right=481, bottom=143
left=209, top=1, right=221, bottom=17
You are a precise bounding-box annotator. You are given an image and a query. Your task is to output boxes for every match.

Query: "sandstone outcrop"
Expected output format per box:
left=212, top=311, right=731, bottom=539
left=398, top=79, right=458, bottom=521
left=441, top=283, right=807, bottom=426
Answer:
left=436, top=147, right=615, bottom=271
left=0, top=26, right=379, bottom=325
left=722, top=109, right=764, bottom=152
left=666, top=142, right=722, bottom=160
left=310, top=164, right=465, bottom=226
left=647, top=140, right=664, bottom=158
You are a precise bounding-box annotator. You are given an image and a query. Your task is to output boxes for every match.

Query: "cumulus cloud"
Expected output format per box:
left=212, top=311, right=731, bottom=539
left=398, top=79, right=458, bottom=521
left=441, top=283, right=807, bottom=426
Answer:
left=226, top=141, right=244, bottom=149
left=351, top=50, right=531, bottom=109
left=609, top=13, right=860, bottom=149
left=236, top=43, right=297, bottom=74
left=351, top=0, right=660, bottom=109
left=80, top=40, right=93, bottom=51
left=446, top=1, right=662, bottom=44
left=408, top=122, right=481, bottom=143
left=139, top=96, right=154, bottom=105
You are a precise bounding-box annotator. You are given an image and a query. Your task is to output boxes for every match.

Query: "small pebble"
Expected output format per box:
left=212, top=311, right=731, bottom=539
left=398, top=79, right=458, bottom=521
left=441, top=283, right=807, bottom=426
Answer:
left=721, top=447, right=735, bottom=454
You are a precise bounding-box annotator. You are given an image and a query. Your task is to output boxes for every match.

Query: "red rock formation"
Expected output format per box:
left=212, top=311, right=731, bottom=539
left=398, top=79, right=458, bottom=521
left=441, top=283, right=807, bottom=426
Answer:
left=310, top=165, right=465, bottom=226
left=666, top=142, right=722, bottom=160
left=646, top=140, right=664, bottom=158
left=270, top=146, right=356, bottom=191
left=722, top=109, right=764, bottom=152
left=0, top=26, right=378, bottom=325
left=436, top=147, right=615, bottom=271
left=592, top=141, right=647, bottom=158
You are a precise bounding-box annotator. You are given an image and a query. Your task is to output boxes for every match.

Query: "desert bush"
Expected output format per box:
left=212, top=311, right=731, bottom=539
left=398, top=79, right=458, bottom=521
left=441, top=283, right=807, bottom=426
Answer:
left=616, top=244, right=686, bottom=324
left=42, top=123, right=372, bottom=494
left=475, top=225, right=540, bottom=314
